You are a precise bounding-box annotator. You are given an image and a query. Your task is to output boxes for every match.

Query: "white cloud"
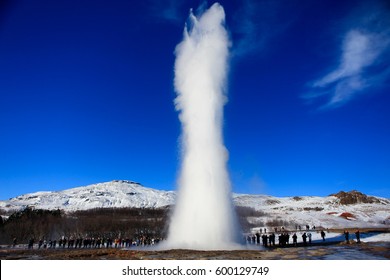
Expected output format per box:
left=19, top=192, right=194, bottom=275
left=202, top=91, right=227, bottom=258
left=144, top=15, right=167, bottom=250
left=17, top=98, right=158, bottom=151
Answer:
left=314, top=30, right=380, bottom=87
left=306, top=8, right=390, bottom=109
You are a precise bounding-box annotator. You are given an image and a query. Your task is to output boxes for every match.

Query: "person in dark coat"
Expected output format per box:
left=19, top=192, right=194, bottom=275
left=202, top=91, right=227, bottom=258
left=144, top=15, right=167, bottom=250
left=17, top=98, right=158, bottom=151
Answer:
left=292, top=233, right=298, bottom=246
left=355, top=230, right=361, bottom=243
left=307, top=232, right=312, bottom=244
left=302, top=233, right=307, bottom=246
left=28, top=238, right=34, bottom=249
left=262, top=234, right=268, bottom=247
left=270, top=233, right=276, bottom=246
left=344, top=230, right=350, bottom=243
left=256, top=232, right=261, bottom=245
left=320, top=230, right=326, bottom=241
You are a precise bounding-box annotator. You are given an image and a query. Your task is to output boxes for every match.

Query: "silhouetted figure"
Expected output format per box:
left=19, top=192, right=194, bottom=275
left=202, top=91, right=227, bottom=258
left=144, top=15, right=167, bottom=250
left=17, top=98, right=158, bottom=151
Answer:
left=256, top=232, right=260, bottom=245
left=12, top=237, right=17, bottom=248
left=307, top=232, right=312, bottom=244
left=292, top=233, right=298, bottom=246
left=28, top=238, right=34, bottom=249
left=344, top=230, right=349, bottom=243
left=355, top=230, right=361, bottom=243
left=96, top=238, right=102, bottom=248
left=68, top=237, right=74, bottom=248
left=270, top=233, right=276, bottom=246
left=302, top=233, right=307, bottom=246
left=321, top=230, right=326, bottom=241
left=262, top=234, right=268, bottom=247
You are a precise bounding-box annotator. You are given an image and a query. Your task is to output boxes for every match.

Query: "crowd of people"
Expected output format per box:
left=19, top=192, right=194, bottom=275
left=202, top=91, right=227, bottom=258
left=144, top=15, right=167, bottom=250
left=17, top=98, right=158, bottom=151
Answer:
left=12, top=227, right=364, bottom=249
left=246, top=229, right=319, bottom=247
left=24, top=235, right=162, bottom=250
left=245, top=226, right=362, bottom=248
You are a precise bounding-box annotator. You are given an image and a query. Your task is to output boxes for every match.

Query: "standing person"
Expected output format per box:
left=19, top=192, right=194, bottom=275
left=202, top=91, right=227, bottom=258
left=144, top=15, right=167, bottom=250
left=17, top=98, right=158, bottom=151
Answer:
left=270, top=233, right=276, bottom=246
left=355, top=230, right=361, bottom=243
left=262, top=234, right=268, bottom=247
left=292, top=233, right=298, bottom=246
left=256, top=232, right=260, bottom=245
left=344, top=230, right=350, bottom=243
left=307, top=232, right=312, bottom=245
left=321, top=230, right=326, bottom=241
left=28, top=238, right=34, bottom=249
left=302, top=232, right=307, bottom=246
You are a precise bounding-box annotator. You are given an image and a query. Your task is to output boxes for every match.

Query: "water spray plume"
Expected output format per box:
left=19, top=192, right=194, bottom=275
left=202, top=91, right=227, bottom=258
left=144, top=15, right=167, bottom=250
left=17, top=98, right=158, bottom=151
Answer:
left=165, top=3, right=241, bottom=250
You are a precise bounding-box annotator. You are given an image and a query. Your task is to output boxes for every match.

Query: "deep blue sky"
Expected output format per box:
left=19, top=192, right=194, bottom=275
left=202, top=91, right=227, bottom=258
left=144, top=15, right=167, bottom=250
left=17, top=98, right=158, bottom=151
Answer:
left=1, top=0, right=389, bottom=200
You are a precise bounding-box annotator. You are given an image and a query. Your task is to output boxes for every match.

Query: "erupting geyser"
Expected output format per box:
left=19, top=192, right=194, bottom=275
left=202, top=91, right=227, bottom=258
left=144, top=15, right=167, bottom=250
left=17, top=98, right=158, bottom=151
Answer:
left=165, top=3, right=241, bottom=249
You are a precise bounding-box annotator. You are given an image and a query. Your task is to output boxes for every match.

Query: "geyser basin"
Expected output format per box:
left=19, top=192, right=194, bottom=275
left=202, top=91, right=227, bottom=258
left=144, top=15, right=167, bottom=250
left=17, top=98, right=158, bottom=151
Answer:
left=164, top=3, right=241, bottom=250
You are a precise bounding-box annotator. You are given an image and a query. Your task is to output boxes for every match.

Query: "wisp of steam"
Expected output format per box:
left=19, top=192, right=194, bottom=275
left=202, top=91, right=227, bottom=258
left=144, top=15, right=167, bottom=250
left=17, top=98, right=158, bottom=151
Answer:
left=164, top=3, right=241, bottom=250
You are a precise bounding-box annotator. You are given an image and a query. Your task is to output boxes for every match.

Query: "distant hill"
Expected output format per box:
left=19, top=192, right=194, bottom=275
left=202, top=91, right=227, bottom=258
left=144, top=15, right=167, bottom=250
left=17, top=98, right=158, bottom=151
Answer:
left=0, top=180, right=176, bottom=212
left=1, top=180, right=389, bottom=230
left=329, top=190, right=381, bottom=205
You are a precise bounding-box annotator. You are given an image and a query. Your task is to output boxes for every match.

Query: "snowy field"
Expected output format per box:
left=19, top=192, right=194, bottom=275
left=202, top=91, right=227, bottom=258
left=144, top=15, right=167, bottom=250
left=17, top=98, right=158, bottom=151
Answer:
left=310, top=231, right=390, bottom=243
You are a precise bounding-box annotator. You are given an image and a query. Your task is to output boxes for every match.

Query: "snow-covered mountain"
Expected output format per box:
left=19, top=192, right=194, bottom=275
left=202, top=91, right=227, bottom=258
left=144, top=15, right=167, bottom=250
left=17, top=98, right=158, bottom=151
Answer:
left=1, top=180, right=389, bottom=229
left=0, top=180, right=176, bottom=212
left=233, top=192, right=390, bottom=230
